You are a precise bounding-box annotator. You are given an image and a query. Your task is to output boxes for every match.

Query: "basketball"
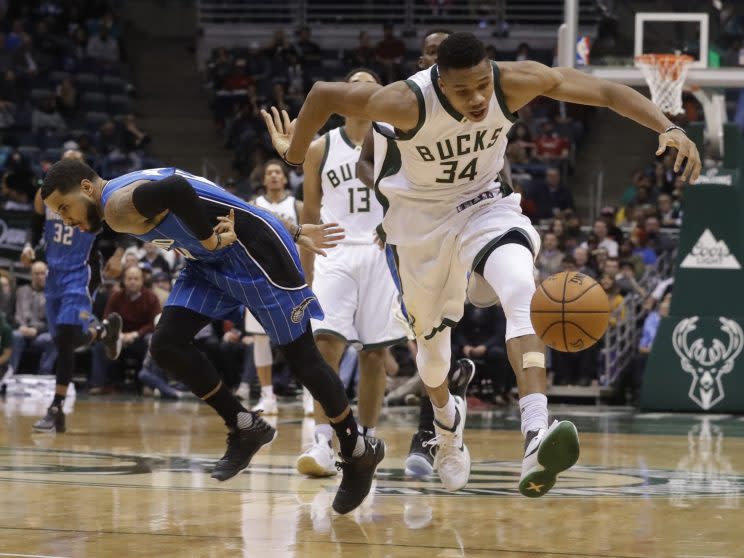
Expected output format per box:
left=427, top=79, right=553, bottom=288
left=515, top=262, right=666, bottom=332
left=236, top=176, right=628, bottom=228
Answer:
left=530, top=271, right=610, bottom=353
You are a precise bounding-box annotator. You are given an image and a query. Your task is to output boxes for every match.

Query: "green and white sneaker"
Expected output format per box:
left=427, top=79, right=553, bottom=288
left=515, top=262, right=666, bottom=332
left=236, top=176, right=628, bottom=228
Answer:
left=518, top=420, right=579, bottom=498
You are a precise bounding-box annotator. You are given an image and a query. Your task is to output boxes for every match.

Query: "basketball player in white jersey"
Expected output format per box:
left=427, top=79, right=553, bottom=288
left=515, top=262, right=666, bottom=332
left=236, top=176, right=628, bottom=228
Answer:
left=248, top=160, right=314, bottom=416
left=294, top=68, right=412, bottom=477
left=263, top=32, right=701, bottom=496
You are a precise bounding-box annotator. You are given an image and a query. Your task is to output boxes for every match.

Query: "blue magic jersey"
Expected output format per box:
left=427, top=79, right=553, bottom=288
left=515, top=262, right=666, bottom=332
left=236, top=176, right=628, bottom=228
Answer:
left=100, top=167, right=323, bottom=344
left=44, top=206, right=96, bottom=272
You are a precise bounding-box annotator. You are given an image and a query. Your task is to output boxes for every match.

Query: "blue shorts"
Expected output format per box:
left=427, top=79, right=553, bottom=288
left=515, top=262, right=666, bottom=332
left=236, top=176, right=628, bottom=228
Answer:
left=166, top=244, right=323, bottom=346
left=45, top=267, right=93, bottom=337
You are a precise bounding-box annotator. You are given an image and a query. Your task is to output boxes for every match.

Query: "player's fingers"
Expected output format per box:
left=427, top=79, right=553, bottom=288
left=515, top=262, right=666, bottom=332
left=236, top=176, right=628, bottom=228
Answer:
left=270, top=106, right=284, bottom=132
left=673, top=148, right=687, bottom=173
left=680, top=153, right=695, bottom=182
left=321, top=227, right=345, bottom=237
left=281, top=110, right=292, bottom=132
left=229, top=208, right=235, bottom=222
left=690, top=157, right=702, bottom=183
left=655, top=136, right=669, bottom=156
left=261, top=109, right=278, bottom=136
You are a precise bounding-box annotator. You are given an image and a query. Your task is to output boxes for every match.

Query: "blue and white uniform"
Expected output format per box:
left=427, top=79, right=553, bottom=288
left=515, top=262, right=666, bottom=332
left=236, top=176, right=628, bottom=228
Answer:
left=43, top=206, right=96, bottom=336
left=101, top=167, right=323, bottom=345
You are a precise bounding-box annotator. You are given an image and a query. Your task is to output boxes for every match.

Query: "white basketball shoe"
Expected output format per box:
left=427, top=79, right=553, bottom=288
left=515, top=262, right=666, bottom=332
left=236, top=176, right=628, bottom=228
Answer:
left=296, top=433, right=337, bottom=477
left=252, top=394, right=278, bottom=415
left=519, top=420, right=580, bottom=497
left=431, top=395, right=471, bottom=491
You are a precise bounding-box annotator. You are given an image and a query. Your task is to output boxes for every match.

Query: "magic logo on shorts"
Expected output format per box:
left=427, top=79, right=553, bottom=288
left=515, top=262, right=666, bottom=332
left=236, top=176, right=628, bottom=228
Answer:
left=291, top=297, right=316, bottom=323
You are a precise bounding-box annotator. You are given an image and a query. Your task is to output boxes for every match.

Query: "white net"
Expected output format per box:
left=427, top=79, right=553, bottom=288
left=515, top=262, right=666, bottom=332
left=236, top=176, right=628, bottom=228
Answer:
left=635, top=54, right=694, bottom=115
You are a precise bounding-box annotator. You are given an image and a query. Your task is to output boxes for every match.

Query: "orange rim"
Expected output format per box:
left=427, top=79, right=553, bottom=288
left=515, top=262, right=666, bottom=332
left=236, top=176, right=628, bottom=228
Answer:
left=635, top=53, right=695, bottom=81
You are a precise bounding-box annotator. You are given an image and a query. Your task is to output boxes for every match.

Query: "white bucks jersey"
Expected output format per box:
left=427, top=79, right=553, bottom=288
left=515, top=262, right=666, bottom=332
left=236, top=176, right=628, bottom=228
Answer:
left=374, top=62, right=517, bottom=245
left=320, top=126, right=382, bottom=244
left=254, top=194, right=298, bottom=226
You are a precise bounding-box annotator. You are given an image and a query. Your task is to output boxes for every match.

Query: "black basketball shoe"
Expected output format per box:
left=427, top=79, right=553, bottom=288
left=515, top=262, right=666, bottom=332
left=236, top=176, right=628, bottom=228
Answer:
left=32, top=405, right=66, bottom=433
left=404, top=429, right=436, bottom=477
left=448, top=358, right=476, bottom=399
left=332, top=436, right=385, bottom=515
left=211, top=411, right=277, bottom=481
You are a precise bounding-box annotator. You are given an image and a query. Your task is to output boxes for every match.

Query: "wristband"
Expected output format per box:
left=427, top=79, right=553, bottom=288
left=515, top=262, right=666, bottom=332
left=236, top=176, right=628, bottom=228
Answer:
left=663, top=125, right=687, bottom=136
left=215, top=233, right=222, bottom=249
left=282, top=147, right=304, bottom=167
left=293, top=224, right=303, bottom=242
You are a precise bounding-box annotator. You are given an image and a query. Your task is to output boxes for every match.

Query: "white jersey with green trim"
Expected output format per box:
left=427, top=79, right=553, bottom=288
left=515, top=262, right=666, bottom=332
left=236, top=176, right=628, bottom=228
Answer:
left=374, top=61, right=518, bottom=246
left=254, top=194, right=298, bottom=226
left=319, top=126, right=383, bottom=244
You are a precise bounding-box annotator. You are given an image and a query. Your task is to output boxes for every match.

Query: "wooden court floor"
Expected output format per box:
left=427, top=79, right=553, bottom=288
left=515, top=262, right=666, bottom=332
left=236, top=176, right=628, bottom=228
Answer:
left=1, top=397, right=743, bottom=558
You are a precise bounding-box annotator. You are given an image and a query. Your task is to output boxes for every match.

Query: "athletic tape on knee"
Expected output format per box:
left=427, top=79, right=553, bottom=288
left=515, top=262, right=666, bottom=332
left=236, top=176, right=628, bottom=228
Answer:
left=253, top=335, right=273, bottom=367
left=522, top=352, right=545, bottom=369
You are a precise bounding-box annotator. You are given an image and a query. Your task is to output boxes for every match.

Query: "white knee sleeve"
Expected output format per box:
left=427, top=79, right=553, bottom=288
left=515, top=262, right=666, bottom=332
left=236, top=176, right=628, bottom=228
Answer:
left=416, top=330, right=452, bottom=388
left=253, top=335, right=273, bottom=367
left=482, top=243, right=536, bottom=340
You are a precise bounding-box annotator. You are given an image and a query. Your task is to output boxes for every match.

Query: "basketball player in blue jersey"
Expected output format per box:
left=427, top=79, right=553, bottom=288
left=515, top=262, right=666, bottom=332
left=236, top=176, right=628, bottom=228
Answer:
left=21, top=151, right=123, bottom=433
left=40, top=160, right=384, bottom=515
left=263, top=32, right=701, bottom=497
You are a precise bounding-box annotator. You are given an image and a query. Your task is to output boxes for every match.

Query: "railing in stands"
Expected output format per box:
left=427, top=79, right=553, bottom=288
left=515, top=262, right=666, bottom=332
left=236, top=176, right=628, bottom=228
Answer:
left=197, top=0, right=598, bottom=27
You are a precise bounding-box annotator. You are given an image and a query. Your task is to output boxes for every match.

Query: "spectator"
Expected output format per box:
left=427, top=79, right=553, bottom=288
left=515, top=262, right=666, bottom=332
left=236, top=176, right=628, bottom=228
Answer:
left=0, top=312, right=13, bottom=377
left=618, top=239, right=645, bottom=279
left=573, top=246, right=596, bottom=278
left=515, top=42, right=532, bottom=61
left=222, top=58, right=253, bottom=92
left=90, top=266, right=161, bottom=393
left=600, top=273, right=625, bottom=327
left=295, top=26, right=321, bottom=74
left=0, top=70, right=20, bottom=106
left=122, top=114, right=151, bottom=153
left=70, top=27, right=89, bottom=64
left=244, top=42, right=270, bottom=86
left=534, top=120, right=570, bottom=164
left=55, top=77, right=77, bottom=117
left=264, top=29, right=297, bottom=68
left=453, top=303, right=511, bottom=404
left=86, top=27, right=119, bottom=64
left=348, top=31, right=376, bottom=68
left=376, top=23, right=406, bottom=83
left=536, top=232, right=564, bottom=280
left=631, top=228, right=658, bottom=266
left=586, top=219, right=618, bottom=257
left=531, top=166, right=574, bottom=220
left=643, top=215, right=675, bottom=253
left=622, top=169, right=651, bottom=206
left=657, top=193, right=681, bottom=227
left=31, top=94, right=67, bottom=134
left=210, top=47, right=233, bottom=90
left=560, top=254, right=577, bottom=272
left=140, top=243, right=171, bottom=276
left=506, top=122, right=535, bottom=163
left=95, top=119, right=122, bottom=155
left=549, top=217, right=566, bottom=247
left=12, top=34, right=39, bottom=85
left=11, top=261, right=56, bottom=375
left=0, top=271, right=16, bottom=317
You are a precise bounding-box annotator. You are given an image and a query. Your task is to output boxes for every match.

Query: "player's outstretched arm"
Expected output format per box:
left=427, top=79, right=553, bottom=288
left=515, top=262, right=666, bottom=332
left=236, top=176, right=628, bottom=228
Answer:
left=498, top=61, right=701, bottom=182
left=22, top=189, right=46, bottom=265
left=261, top=80, right=419, bottom=166
left=356, top=127, right=375, bottom=189
left=298, top=135, right=326, bottom=282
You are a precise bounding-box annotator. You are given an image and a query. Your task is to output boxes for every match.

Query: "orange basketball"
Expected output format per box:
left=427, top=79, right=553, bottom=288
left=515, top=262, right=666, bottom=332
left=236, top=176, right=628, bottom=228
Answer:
left=530, top=271, right=610, bottom=353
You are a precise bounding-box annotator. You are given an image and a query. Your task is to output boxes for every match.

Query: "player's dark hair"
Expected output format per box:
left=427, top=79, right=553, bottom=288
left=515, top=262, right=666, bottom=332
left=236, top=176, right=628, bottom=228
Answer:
left=263, top=159, right=289, bottom=182
left=423, top=28, right=451, bottom=45
left=42, top=158, right=97, bottom=199
left=436, top=32, right=487, bottom=72
left=344, top=67, right=381, bottom=84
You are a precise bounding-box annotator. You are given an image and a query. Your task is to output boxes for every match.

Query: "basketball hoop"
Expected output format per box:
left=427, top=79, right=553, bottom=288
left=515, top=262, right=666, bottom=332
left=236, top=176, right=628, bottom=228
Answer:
left=635, top=54, right=695, bottom=115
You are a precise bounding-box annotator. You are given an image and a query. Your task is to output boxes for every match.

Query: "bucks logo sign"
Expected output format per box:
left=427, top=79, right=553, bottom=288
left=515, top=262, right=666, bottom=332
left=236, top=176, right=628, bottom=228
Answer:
left=672, top=316, right=744, bottom=410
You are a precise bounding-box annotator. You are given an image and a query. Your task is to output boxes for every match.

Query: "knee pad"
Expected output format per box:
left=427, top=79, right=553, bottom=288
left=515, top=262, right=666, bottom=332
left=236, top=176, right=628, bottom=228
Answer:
left=416, top=334, right=452, bottom=388
left=252, top=335, right=273, bottom=367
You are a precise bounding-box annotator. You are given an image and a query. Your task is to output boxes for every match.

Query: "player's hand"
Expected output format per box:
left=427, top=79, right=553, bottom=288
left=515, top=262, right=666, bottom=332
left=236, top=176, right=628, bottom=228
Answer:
left=213, top=209, right=237, bottom=249
left=20, top=245, right=35, bottom=266
left=296, top=222, right=345, bottom=257
left=261, top=107, right=297, bottom=162
left=656, top=129, right=701, bottom=183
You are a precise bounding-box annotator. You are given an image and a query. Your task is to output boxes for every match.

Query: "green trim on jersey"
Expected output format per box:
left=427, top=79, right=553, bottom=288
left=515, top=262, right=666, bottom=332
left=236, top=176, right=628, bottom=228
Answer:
left=319, top=132, right=331, bottom=172
left=372, top=135, right=401, bottom=218
left=491, top=61, right=519, bottom=123
left=397, top=79, right=426, bottom=140
left=431, top=66, right=465, bottom=122
left=338, top=126, right=357, bottom=150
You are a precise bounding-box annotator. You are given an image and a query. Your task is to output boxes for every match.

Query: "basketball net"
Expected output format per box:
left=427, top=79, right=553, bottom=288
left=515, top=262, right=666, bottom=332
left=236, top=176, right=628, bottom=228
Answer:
left=635, top=54, right=695, bottom=115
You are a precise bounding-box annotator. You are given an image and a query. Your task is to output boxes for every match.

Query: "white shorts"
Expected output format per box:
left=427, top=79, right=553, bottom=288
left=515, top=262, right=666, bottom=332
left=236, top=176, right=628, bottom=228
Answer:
left=310, top=242, right=412, bottom=350
left=244, top=310, right=267, bottom=335
left=393, top=194, right=541, bottom=339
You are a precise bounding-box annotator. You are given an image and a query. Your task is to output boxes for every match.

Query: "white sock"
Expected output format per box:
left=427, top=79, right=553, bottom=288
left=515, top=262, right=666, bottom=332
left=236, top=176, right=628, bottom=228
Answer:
left=433, top=393, right=457, bottom=430
left=519, top=393, right=549, bottom=437
left=358, top=425, right=376, bottom=437
left=261, top=385, right=274, bottom=399
left=315, top=423, right=333, bottom=444
left=238, top=382, right=249, bottom=391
